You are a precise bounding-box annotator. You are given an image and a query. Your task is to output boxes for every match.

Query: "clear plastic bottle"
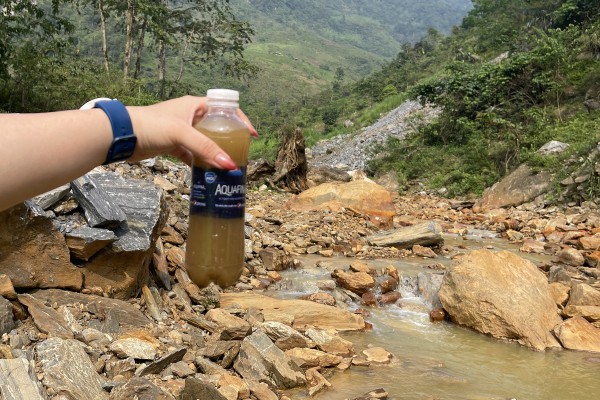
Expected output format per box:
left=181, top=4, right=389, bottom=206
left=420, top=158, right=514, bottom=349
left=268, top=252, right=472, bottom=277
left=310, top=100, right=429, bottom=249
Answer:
left=186, top=89, right=250, bottom=288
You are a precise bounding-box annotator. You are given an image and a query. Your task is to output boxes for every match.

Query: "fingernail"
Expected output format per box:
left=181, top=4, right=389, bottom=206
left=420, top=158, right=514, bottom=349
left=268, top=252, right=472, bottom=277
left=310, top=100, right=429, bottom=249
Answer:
left=215, top=152, right=237, bottom=170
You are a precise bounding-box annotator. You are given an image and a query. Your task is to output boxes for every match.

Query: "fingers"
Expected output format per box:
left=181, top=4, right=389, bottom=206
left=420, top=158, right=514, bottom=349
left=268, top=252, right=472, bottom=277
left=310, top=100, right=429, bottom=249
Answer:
left=236, top=109, right=259, bottom=138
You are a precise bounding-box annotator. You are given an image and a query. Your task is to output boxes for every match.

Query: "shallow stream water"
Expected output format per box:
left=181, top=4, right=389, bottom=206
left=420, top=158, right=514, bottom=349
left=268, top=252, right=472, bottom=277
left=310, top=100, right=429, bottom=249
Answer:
left=272, top=233, right=600, bottom=400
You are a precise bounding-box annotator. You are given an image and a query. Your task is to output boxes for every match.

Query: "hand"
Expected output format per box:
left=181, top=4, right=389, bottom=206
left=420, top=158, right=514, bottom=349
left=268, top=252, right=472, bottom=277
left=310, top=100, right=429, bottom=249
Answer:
left=127, top=95, right=258, bottom=169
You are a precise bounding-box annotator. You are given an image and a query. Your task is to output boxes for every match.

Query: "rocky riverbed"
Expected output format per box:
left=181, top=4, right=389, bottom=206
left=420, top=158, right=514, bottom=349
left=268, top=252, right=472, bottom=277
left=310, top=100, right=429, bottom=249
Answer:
left=0, top=155, right=599, bottom=400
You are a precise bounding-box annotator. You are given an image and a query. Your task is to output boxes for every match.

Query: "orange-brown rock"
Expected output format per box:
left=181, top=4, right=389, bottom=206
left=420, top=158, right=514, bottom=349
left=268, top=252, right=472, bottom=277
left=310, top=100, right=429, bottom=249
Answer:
left=331, top=269, right=376, bottom=295
left=285, top=180, right=395, bottom=228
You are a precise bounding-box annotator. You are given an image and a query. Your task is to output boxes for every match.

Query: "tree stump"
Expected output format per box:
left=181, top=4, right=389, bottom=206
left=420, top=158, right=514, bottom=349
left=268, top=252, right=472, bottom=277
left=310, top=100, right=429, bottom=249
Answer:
left=271, top=127, right=308, bottom=194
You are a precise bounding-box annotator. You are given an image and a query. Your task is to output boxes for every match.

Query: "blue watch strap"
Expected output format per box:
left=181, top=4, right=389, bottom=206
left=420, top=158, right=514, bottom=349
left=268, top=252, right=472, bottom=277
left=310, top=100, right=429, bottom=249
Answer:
left=94, top=100, right=137, bottom=165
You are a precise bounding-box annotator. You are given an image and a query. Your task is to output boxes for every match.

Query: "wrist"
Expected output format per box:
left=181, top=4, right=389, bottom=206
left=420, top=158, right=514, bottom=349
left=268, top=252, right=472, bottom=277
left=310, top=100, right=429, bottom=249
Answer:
left=89, top=99, right=137, bottom=164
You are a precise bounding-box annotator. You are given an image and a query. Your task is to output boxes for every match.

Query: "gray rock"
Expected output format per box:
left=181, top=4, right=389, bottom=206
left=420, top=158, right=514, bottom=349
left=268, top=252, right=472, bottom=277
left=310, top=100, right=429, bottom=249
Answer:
left=538, top=141, right=570, bottom=155
left=71, top=174, right=127, bottom=228
left=80, top=172, right=167, bottom=299
left=32, top=184, right=71, bottom=210
left=180, top=377, right=228, bottom=400
left=0, top=358, right=46, bottom=400
left=0, top=296, right=15, bottom=335
left=417, top=272, right=444, bottom=309
left=233, top=329, right=305, bottom=389
left=367, top=222, right=444, bottom=249
left=137, top=347, right=187, bottom=376
left=65, top=227, right=117, bottom=261
left=36, top=338, right=109, bottom=400
left=473, top=164, right=551, bottom=212
left=108, top=377, right=175, bottom=400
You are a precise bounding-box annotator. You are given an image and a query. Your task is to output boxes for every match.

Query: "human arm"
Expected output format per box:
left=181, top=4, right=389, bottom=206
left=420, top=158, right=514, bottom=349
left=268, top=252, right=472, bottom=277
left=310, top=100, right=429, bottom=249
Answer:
left=0, top=95, right=258, bottom=211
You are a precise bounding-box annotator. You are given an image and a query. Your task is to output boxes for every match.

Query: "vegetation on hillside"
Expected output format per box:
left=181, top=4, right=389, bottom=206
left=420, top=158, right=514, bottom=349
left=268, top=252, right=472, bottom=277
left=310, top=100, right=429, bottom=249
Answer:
left=266, top=0, right=600, bottom=201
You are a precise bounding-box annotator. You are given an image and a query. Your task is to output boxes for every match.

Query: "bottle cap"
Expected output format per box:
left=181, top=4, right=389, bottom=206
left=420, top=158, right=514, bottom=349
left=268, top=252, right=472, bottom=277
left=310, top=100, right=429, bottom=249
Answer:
left=207, top=89, right=239, bottom=102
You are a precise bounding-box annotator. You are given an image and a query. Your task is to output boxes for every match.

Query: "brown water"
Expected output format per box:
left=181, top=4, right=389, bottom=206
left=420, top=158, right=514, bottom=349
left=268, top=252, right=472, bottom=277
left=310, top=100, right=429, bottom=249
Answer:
left=186, top=107, right=249, bottom=288
left=277, top=234, right=600, bottom=400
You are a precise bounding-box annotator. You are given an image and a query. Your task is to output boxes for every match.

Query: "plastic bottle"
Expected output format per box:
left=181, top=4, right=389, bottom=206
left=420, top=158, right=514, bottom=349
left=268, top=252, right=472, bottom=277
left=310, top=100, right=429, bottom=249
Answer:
left=186, top=89, right=250, bottom=288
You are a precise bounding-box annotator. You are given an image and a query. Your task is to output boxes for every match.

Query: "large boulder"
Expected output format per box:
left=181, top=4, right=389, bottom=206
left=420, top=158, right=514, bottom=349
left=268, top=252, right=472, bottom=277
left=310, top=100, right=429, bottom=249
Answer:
left=473, top=165, right=551, bottom=212
left=221, top=292, right=365, bottom=332
left=439, top=250, right=562, bottom=351
left=77, top=173, right=167, bottom=299
left=285, top=180, right=395, bottom=227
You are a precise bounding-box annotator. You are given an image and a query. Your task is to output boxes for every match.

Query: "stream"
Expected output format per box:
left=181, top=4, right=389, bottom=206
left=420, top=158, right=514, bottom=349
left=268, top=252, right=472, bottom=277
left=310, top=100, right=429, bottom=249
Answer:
left=268, top=233, right=600, bottom=400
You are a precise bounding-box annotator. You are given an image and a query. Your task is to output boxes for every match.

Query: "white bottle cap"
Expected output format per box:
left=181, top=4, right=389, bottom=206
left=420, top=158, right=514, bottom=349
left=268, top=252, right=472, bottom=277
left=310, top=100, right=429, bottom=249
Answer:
left=206, top=89, right=239, bottom=102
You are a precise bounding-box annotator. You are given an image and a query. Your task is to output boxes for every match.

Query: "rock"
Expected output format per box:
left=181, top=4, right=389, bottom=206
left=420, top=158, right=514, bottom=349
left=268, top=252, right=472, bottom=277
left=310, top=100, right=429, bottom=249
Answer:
left=71, top=174, right=127, bottom=228
left=367, top=222, right=444, bottom=249
left=363, top=347, right=393, bottom=363
left=261, top=321, right=310, bottom=350
left=548, top=282, right=571, bottom=307
left=307, top=166, right=352, bottom=185
left=473, top=165, right=551, bottom=212
left=0, top=296, right=15, bottom=335
left=32, top=184, right=71, bottom=210
left=109, top=377, right=175, bottom=400
left=18, top=294, right=74, bottom=339
left=205, top=308, right=252, bottom=340
left=306, top=367, right=332, bottom=397
left=65, top=227, right=118, bottom=261
left=430, top=308, right=446, bottom=322
left=36, top=337, right=109, bottom=399
left=438, top=250, right=562, bottom=351
left=351, top=388, right=389, bottom=400
left=109, top=338, right=157, bottom=360
left=259, top=248, right=292, bottom=271
left=301, top=292, right=336, bottom=306
left=27, top=289, right=152, bottom=335
left=304, top=328, right=354, bottom=356
left=233, top=330, right=305, bottom=389
left=555, top=317, right=600, bottom=352
left=412, top=244, right=437, bottom=258
left=286, top=180, right=396, bottom=227
left=153, top=176, right=178, bottom=193
left=218, top=373, right=250, bottom=400
left=81, top=172, right=167, bottom=299
left=222, top=293, right=366, bottom=331
left=180, top=377, right=228, bottom=400
left=379, top=276, right=398, bottom=294
left=538, top=141, right=569, bottom=155
left=567, top=283, right=600, bottom=307
left=520, top=239, right=546, bottom=254
left=0, top=274, right=17, bottom=300
left=379, top=291, right=401, bottom=305
left=349, top=261, right=376, bottom=275
left=562, top=305, right=600, bottom=322
left=136, top=348, right=187, bottom=377
left=285, top=347, right=342, bottom=368
left=332, top=269, right=376, bottom=295
left=246, top=380, right=279, bottom=400
left=556, top=247, right=585, bottom=266
left=0, top=358, right=45, bottom=400
left=160, top=225, right=184, bottom=246
left=0, top=202, right=83, bottom=291
left=417, top=272, right=444, bottom=309
left=580, top=236, right=600, bottom=250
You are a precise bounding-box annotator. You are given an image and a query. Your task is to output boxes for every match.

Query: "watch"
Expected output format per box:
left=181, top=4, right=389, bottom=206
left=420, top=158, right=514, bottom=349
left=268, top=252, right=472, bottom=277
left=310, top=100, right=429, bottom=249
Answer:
left=91, top=99, right=137, bottom=165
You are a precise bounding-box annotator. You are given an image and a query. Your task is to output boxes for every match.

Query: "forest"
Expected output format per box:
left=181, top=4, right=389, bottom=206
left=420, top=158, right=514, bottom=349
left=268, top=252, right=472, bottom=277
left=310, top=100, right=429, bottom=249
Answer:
left=1, top=0, right=599, bottom=200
